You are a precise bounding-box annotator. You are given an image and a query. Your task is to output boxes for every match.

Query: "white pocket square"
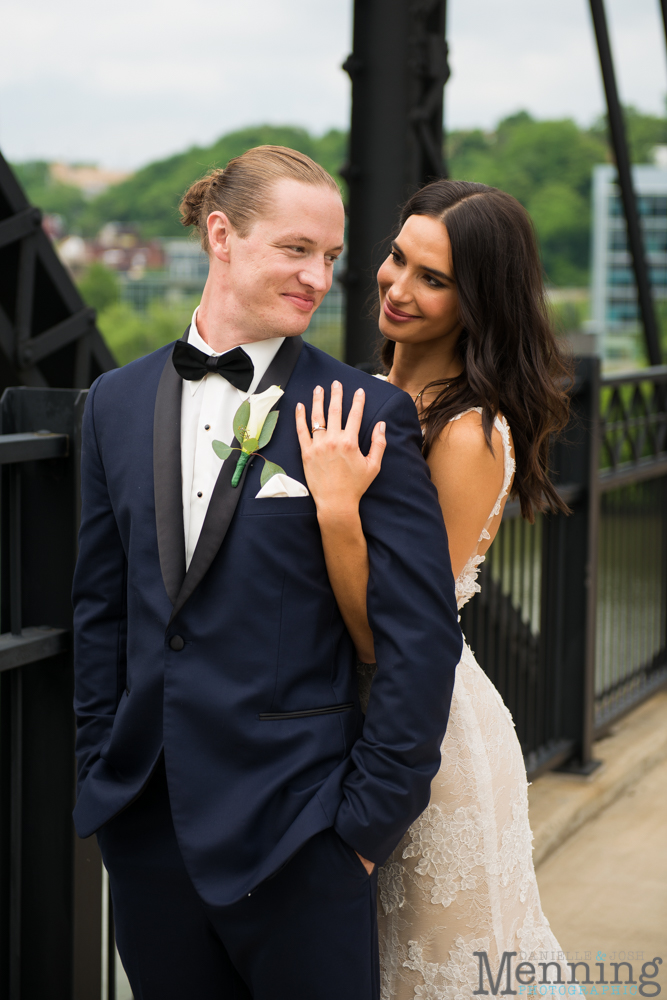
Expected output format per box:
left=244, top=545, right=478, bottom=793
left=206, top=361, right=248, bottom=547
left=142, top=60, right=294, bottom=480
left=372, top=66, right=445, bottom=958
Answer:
left=255, top=474, right=310, bottom=499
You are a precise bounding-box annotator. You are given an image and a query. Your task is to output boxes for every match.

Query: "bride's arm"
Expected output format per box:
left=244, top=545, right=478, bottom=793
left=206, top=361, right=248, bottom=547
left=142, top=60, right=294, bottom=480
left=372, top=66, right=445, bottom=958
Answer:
left=295, top=381, right=386, bottom=664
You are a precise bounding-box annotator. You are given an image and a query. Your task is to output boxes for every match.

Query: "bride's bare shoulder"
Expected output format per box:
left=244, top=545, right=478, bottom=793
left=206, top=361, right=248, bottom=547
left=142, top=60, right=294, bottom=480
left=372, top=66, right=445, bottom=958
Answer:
left=435, top=408, right=503, bottom=456
left=428, top=409, right=505, bottom=497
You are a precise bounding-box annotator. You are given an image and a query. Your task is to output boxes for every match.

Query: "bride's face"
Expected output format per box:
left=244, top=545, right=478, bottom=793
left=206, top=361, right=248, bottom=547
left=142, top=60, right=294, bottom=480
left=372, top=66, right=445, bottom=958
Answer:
left=376, top=214, right=463, bottom=347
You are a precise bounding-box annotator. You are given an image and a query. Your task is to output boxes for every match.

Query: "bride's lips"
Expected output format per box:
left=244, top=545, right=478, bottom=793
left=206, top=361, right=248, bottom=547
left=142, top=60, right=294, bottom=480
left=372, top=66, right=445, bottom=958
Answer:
left=282, top=292, right=315, bottom=312
left=383, top=298, right=419, bottom=322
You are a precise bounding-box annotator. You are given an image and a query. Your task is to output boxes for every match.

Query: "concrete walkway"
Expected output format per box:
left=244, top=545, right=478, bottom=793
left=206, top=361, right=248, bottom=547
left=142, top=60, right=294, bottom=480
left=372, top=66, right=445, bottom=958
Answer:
left=536, top=753, right=667, bottom=960
left=532, top=689, right=667, bottom=965
left=529, top=689, right=667, bottom=868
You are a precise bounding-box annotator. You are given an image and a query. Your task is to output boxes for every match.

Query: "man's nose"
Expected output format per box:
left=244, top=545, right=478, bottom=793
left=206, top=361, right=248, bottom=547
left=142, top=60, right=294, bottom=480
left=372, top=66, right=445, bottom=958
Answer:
left=298, top=258, right=330, bottom=292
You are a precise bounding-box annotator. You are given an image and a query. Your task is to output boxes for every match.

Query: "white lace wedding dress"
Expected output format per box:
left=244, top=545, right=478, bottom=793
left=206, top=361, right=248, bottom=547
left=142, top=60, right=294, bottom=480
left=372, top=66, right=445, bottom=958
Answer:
left=363, top=408, right=577, bottom=999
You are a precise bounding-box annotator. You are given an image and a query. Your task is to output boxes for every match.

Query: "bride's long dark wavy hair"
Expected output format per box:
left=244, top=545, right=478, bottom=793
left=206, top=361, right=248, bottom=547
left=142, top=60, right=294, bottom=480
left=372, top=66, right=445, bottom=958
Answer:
left=380, top=179, right=572, bottom=521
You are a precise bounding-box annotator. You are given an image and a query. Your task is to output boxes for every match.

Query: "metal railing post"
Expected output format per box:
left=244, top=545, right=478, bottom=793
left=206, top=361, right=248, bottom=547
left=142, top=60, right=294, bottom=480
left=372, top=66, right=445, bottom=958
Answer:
left=583, top=360, right=602, bottom=767
left=548, top=357, right=602, bottom=773
left=8, top=671, right=22, bottom=1000
left=7, top=464, right=22, bottom=999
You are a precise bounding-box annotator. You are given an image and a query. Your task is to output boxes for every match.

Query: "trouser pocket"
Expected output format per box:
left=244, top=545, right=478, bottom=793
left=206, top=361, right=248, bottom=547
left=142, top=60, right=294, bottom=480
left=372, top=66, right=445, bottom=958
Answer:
left=334, top=831, right=373, bottom=878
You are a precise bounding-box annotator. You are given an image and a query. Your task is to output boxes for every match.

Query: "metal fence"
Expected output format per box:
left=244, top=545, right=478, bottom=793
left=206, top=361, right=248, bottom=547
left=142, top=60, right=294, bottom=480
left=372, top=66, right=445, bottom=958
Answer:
left=0, top=387, right=111, bottom=999
left=461, top=358, right=667, bottom=776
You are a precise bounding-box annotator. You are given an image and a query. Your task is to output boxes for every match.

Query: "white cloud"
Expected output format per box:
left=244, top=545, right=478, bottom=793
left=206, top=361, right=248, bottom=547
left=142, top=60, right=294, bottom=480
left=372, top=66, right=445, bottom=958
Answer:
left=0, top=0, right=664, bottom=168
left=446, top=0, right=666, bottom=130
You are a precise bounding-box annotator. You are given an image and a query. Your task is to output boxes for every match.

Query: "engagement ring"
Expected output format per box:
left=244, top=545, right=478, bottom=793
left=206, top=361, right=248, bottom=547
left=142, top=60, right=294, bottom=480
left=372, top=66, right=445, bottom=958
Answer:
left=312, top=423, right=326, bottom=432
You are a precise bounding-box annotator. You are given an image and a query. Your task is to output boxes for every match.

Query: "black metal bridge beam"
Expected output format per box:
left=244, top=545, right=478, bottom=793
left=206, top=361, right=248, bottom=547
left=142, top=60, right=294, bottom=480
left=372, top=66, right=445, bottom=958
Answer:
left=0, top=152, right=117, bottom=392
left=343, top=0, right=449, bottom=368
left=589, top=0, right=663, bottom=366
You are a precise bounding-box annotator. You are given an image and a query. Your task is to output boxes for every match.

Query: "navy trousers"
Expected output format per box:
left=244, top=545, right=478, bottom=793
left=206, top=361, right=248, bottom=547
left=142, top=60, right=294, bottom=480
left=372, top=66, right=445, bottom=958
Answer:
left=97, top=758, right=380, bottom=1000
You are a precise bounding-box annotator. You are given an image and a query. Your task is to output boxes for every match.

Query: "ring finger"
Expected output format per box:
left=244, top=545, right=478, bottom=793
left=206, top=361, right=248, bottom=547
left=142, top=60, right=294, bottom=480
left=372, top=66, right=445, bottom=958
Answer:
left=311, top=385, right=326, bottom=435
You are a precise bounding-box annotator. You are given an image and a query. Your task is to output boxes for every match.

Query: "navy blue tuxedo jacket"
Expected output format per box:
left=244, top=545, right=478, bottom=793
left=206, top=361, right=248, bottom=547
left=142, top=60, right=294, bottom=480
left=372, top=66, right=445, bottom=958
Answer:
left=72, top=334, right=462, bottom=906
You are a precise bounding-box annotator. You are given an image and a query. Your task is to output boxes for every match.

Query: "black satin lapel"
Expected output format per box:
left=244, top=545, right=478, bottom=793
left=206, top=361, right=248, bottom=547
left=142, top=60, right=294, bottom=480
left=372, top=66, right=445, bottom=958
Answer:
left=154, top=346, right=187, bottom=605
left=169, top=335, right=304, bottom=623
left=252, top=333, right=303, bottom=396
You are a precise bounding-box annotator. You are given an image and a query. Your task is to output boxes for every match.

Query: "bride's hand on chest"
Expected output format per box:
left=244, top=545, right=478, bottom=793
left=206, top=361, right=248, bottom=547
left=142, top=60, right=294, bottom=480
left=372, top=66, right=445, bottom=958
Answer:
left=294, top=381, right=386, bottom=519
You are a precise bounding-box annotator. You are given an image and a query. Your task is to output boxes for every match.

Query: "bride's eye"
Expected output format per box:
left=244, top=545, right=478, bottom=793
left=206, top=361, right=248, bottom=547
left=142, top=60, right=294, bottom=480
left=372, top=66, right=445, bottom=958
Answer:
left=424, top=274, right=444, bottom=288
left=391, top=250, right=403, bottom=265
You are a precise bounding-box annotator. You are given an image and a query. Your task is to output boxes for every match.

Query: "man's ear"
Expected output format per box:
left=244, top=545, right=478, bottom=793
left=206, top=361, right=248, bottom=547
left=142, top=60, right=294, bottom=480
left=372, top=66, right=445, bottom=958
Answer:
left=207, top=211, right=234, bottom=263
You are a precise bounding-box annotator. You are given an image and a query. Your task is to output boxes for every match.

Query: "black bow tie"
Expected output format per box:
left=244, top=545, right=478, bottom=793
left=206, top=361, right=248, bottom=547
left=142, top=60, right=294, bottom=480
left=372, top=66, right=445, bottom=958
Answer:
left=172, top=340, right=254, bottom=392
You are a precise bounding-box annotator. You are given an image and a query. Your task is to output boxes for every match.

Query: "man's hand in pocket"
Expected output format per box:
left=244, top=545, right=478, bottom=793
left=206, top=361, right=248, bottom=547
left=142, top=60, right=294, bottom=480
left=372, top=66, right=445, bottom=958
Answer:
left=356, top=852, right=375, bottom=875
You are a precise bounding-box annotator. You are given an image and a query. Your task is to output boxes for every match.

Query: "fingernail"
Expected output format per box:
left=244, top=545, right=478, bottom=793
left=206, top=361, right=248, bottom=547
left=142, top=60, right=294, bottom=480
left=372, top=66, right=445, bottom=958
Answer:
left=380, top=422, right=386, bottom=431
left=355, top=388, right=364, bottom=396
left=314, top=386, right=323, bottom=394
left=296, top=403, right=304, bottom=411
left=332, top=381, right=341, bottom=389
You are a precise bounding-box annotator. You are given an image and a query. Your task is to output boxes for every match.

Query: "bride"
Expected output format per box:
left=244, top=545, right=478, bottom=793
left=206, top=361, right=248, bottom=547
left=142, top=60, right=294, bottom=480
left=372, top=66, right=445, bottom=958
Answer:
left=295, top=179, right=577, bottom=998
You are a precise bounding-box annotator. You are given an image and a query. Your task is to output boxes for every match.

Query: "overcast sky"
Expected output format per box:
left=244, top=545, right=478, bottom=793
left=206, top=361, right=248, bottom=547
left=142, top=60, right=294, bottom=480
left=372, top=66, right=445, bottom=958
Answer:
left=0, top=0, right=665, bottom=169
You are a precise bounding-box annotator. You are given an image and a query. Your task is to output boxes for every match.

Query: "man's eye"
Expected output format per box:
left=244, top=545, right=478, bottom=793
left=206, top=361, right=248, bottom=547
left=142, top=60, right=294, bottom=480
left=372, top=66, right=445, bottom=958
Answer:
left=288, top=246, right=305, bottom=253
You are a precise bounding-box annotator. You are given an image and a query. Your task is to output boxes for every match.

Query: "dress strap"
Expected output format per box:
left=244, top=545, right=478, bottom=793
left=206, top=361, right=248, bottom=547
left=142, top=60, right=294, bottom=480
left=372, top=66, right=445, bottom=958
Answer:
left=477, top=415, right=515, bottom=545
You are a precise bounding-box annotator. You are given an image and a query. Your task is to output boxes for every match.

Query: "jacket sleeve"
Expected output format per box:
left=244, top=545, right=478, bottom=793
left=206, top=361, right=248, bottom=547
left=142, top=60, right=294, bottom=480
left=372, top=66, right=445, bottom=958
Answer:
left=72, top=375, right=128, bottom=791
left=334, top=388, right=462, bottom=864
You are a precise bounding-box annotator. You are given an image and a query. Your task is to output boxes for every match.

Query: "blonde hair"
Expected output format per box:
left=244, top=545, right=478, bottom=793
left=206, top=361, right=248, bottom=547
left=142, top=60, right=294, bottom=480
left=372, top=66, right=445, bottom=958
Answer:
left=179, top=145, right=340, bottom=251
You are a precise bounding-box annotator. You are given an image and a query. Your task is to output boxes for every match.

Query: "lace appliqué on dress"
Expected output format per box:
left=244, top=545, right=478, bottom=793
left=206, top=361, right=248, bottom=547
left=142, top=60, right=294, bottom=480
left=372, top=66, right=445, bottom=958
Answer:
left=403, top=804, right=485, bottom=908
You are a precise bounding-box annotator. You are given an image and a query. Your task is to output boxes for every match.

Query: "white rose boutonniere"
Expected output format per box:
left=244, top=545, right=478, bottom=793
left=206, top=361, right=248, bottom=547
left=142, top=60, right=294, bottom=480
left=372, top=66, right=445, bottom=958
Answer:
left=212, top=385, right=286, bottom=488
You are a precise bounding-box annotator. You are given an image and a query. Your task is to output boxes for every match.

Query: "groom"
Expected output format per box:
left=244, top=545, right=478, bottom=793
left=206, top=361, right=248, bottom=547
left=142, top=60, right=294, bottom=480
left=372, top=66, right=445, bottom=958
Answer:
left=72, top=146, right=462, bottom=999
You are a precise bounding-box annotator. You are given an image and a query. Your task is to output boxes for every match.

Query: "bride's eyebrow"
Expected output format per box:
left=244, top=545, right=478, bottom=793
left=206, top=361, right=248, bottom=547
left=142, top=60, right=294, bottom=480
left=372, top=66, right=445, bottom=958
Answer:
left=392, top=241, right=454, bottom=283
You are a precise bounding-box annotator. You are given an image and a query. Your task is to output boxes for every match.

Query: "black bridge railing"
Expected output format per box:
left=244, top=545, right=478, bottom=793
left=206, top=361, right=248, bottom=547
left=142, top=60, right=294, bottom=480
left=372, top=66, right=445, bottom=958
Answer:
left=461, top=358, right=667, bottom=776
left=0, top=387, right=111, bottom=1000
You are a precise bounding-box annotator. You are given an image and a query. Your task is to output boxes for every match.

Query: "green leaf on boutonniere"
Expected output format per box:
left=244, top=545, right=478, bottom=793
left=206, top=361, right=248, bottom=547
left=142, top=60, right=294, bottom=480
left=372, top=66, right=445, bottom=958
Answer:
left=212, top=440, right=234, bottom=461
left=260, top=460, right=286, bottom=488
left=257, top=410, right=279, bottom=449
left=233, top=399, right=250, bottom=444
left=241, top=437, right=259, bottom=455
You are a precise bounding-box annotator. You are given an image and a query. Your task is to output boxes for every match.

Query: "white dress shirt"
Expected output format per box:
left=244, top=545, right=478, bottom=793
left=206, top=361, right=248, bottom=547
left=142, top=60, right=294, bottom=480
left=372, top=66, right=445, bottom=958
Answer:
left=181, top=308, right=284, bottom=569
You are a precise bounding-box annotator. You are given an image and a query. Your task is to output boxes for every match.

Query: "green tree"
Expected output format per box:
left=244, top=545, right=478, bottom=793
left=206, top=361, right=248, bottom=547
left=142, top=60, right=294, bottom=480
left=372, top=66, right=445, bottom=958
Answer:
left=448, top=112, right=609, bottom=285
left=589, top=105, right=667, bottom=164
left=11, top=160, right=88, bottom=230
left=98, top=296, right=200, bottom=366
left=78, top=262, right=120, bottom=312
left=528, top=182, right=590, bottom=286
left=79, top=125, right=348, bottom=239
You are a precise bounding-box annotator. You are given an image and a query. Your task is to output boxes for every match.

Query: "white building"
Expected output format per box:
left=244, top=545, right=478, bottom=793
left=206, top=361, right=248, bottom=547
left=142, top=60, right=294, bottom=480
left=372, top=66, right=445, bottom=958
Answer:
left=591, top=161, right=667, bottom=364
left=164, top=240, right=210, bottom=285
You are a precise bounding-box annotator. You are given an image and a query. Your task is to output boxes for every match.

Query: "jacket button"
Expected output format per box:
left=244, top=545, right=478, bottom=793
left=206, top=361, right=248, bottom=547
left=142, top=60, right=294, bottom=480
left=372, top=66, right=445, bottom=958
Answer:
left=169, top=635, right=185, bottom=651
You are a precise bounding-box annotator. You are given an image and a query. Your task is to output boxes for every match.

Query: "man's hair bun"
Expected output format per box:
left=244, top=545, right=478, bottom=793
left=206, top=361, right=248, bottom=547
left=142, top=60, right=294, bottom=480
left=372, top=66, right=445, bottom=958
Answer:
left=179, top=171, right=224, bottom=230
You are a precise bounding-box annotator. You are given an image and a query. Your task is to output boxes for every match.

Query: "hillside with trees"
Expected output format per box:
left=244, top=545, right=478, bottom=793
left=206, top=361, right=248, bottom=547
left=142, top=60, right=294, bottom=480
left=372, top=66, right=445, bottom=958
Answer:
left=12, top=107, right=667, bottom=288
